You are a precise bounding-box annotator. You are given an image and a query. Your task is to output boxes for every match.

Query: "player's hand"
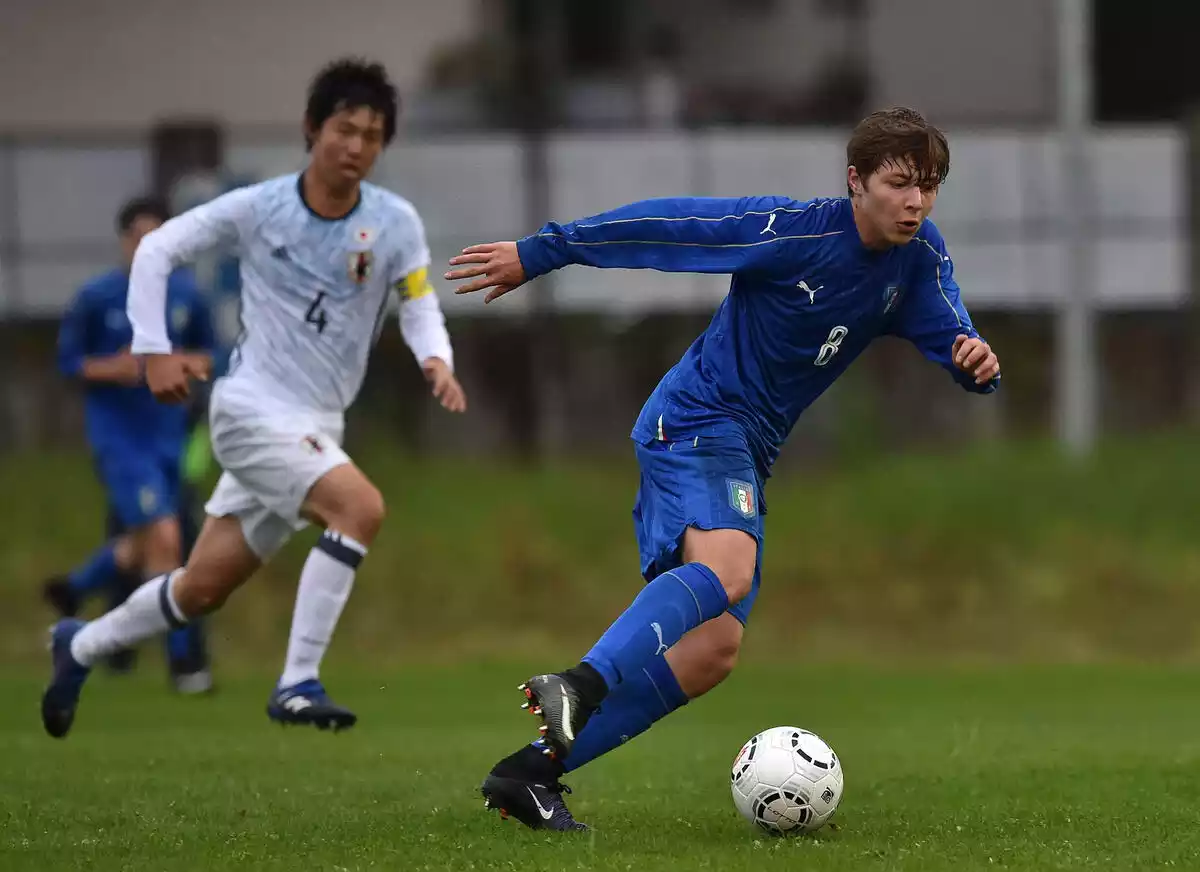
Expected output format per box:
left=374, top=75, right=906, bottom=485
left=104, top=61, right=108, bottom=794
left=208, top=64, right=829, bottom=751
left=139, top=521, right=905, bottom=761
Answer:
left=952, top=335, right=1000, bottom=385
left=422, top=357, right=467, bottom=413
left=446, top=242, right=527, bottom=304
left=183, top=352, right=213, bottom=379
left=143, top=352, right=210, bottom=403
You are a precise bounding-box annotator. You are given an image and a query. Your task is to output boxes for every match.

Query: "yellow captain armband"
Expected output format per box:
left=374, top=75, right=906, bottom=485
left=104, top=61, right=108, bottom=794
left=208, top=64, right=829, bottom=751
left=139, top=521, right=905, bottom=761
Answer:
left=398, top=267, right=435, bottom=301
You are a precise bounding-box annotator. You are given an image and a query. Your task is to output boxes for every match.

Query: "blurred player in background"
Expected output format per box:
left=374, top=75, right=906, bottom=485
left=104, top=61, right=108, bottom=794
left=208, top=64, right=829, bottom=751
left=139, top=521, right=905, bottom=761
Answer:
left=448, top=107, right=1001, bottom=830
left=96, top=388, right=215, bottom=690
left=41, top=58, right=466, bottom=739
left=49, top=196, right=215, bottom=694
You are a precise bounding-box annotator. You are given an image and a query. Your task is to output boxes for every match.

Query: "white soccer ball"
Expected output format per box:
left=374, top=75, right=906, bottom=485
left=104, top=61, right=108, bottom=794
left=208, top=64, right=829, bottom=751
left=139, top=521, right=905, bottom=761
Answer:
left=730, top=726, right=843, bottom=834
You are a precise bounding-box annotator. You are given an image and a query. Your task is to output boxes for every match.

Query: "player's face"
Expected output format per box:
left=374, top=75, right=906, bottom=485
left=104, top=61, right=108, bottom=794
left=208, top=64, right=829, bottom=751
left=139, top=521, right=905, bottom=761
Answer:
left=850, top=158, right=938, bottom=248
left=120, top=215, right=163, bottom=265
left=310, top=106, right=386, bottom=188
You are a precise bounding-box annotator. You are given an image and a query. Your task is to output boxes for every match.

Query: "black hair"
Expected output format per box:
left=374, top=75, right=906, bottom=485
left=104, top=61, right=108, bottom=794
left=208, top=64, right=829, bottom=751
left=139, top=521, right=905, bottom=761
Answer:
left=304, top=58, right=399, bottom=150
left=116, top=195, right=170, bottom=234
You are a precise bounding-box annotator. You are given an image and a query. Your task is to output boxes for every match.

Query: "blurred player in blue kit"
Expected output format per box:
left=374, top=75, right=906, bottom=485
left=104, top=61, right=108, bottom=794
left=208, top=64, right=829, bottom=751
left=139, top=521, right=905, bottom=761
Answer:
left=448, top=107, right=1002, bottom=830
left=49, top=196, right=215, bottom=693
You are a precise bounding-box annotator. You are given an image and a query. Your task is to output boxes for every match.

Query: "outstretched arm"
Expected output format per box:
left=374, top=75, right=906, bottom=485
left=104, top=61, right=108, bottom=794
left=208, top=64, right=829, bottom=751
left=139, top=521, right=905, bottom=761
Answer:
left=447, top=196, right=799, bottom=303
left=888, top=230, right=1000, bottom=392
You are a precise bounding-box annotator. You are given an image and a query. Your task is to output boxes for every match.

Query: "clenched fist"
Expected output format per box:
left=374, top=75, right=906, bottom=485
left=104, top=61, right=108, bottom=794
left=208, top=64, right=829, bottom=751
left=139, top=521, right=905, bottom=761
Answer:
left=952, top=335, right=1000, bottom=385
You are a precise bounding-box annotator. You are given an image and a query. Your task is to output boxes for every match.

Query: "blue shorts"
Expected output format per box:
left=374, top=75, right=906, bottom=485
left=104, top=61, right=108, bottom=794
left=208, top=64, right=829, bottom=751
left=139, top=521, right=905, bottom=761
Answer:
left=632, top=434, right=765, bottom=625
left=95, top=451, right=181, bottom=529
left=106, top=481, right=200, bottom=557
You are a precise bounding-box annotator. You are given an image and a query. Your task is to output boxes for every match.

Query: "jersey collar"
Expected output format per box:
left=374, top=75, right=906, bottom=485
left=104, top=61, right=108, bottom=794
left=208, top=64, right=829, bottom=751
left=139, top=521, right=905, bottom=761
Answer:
left=296, top=172, right=362, bottom=222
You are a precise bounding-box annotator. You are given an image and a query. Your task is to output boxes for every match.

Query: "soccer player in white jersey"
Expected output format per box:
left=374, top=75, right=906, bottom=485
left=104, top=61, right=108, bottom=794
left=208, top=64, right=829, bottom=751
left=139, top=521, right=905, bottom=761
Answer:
left=42, top=59, right=467, bottom=738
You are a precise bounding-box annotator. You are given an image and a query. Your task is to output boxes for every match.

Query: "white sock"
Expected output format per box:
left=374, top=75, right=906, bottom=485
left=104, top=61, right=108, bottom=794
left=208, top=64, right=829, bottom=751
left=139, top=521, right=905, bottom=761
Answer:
left=278, top=531, right=366, bottom=688
left=70, top=571, right=187, bottom=666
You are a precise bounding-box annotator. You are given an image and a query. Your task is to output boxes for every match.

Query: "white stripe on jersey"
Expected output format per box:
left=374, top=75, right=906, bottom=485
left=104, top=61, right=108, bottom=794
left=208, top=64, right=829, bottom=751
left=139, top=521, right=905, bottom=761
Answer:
left=128, top=173, right=447, bottom=413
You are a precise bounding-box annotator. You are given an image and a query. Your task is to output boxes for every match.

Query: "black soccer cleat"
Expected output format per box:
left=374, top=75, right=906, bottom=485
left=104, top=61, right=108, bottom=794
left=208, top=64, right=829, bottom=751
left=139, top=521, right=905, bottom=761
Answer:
left=41, top=576, right=81, bottom=618
left=41, top=619, right=92, bottom=739
left=266, top=680, right=357, bottom=731
left=481, top=773, right=589, bottom=832
left=105, top=646, right=138, bottom=675
left=518, top=673, right=596, bottom=759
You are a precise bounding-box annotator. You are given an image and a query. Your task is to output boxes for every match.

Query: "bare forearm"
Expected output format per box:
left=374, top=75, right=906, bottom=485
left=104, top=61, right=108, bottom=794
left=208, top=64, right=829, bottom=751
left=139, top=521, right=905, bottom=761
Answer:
left=81, top=353, right=141, bottom=386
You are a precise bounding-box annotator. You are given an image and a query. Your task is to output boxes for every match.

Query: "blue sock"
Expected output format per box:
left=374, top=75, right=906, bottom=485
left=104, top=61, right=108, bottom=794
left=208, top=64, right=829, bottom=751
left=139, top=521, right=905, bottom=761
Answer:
left=166, top=626, right=195, bottom=662
left=582, top=562, right=728, bottom=691
left=562, top=654, right=688, bottom=773
left=67, top=543, right=120, bottom=597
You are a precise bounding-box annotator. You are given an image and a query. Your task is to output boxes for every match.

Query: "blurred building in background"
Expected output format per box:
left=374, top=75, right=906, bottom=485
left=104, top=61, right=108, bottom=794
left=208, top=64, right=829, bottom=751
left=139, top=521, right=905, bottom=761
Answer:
left=0, top=0, right=1197, bottom=461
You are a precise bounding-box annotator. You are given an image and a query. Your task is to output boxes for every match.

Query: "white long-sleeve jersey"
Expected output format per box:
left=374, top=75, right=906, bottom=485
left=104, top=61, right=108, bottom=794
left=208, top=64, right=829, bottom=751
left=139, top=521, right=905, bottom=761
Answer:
left=128, top=172, right=454, bottom=414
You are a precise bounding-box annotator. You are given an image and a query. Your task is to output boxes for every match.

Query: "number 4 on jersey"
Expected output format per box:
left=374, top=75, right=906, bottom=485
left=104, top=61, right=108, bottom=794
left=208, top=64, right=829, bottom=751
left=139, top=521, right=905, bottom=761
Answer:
left=305, top=292, right=329, bottom=334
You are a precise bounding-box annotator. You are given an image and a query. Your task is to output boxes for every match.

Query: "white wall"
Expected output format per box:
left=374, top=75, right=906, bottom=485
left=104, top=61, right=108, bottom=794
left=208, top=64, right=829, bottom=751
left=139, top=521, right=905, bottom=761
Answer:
left=0, top=129, right=1185, bottom=316
left=0, top=0, right=476, bottom=130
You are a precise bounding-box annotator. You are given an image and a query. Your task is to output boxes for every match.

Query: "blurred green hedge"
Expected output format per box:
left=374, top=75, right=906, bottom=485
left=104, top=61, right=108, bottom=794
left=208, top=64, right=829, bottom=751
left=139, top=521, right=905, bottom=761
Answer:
left=6, top=432, right=1200, bottom=669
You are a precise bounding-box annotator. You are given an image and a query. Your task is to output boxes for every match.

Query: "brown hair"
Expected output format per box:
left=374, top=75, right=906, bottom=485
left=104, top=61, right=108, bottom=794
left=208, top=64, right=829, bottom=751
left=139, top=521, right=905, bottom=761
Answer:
left=846, top=107, right=950, bottom=194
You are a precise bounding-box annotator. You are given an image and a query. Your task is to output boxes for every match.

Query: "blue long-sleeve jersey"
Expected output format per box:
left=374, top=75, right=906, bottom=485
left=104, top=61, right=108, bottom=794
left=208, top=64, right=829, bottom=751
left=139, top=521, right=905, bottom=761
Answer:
left=517, top=196, right=997, bottom=475
left=57, top=267, right=215, bottom=458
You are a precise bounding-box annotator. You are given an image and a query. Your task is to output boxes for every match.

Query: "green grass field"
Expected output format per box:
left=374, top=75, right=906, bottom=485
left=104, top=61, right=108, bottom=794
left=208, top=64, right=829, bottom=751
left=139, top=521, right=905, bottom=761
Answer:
left=4, top=664, right=1200, bottom=871
left=5, top=436, right=1200, bottom=868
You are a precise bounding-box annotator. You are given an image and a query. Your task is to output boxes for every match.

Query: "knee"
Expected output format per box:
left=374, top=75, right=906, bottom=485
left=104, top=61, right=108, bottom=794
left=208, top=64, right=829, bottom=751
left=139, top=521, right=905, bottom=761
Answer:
left=302, top=462, right=390, bottom=546
left=113, top=534, right=140, bottom=571
left=684, top=528, right=757, bottom=605
left=310, top=477, right=386, bottom=545
left=714, top=562, right=754, bottom=605
left=141, top=518, right=182, bottom=568
left=699, top=551, right=755, bottom=605
left=340, top=484, right=386, bottom=543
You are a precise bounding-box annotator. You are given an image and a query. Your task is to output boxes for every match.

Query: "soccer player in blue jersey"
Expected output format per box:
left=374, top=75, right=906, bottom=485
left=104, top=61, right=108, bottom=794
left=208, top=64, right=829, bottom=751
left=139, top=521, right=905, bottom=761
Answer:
left=41, top=59, right=466, bottom=739
left=48, top=196, right=216, bottom=693
left=447, top=107, right=1001, bottom=830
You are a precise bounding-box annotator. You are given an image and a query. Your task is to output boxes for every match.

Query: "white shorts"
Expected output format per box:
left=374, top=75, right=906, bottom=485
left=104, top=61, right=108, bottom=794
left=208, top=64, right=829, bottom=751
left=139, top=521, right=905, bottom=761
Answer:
left=204, top=379, right=349, bottom=560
